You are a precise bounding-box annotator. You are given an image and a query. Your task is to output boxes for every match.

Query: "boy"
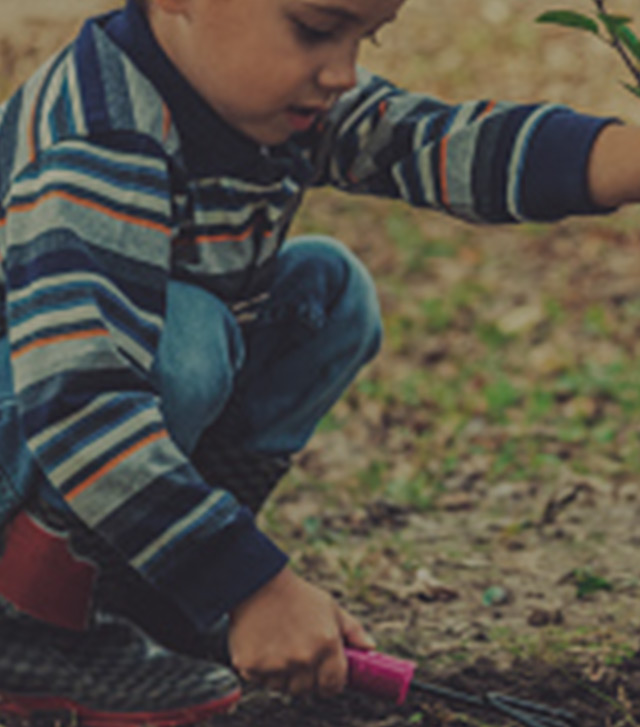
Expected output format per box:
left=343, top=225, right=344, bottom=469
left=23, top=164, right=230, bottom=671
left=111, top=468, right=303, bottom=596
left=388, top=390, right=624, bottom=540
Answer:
left=0, top=0, right=638, bottom=723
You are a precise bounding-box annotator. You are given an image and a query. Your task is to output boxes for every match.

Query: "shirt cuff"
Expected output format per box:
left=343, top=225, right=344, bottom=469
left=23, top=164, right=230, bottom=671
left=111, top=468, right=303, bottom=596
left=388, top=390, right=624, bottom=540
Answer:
left=153, top=507, right=289, bottom=631
left=520, top=109, right=620, bottom=220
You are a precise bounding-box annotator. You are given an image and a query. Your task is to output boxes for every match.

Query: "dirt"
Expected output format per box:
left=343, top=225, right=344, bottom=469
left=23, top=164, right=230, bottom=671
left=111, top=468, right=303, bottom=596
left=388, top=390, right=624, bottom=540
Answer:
left=216, top=656, right=640, bottom=726
left=3, top=2, right=640, bottom=726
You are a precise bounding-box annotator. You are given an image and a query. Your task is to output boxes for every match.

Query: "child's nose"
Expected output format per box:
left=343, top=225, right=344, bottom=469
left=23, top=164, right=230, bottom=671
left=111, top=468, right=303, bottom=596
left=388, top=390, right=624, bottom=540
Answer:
left=316, top=47, right=358, bottom=94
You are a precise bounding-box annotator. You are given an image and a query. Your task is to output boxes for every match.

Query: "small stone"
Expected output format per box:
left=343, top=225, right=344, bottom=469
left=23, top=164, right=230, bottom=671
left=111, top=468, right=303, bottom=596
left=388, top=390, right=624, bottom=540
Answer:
left=528, top=608, right=564, bottom=627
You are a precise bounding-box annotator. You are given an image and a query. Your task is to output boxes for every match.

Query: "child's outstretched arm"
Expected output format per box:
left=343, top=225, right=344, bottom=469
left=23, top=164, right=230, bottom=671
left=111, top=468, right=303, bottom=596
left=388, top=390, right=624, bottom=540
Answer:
left=313, top=68, right=625, bottom=224
left=588, top=123, right=640, bottom=208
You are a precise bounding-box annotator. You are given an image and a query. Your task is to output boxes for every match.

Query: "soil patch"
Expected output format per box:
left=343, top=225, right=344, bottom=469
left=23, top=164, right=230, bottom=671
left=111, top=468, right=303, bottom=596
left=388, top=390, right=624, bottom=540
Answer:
left=217, top=656, right=640, bottom=726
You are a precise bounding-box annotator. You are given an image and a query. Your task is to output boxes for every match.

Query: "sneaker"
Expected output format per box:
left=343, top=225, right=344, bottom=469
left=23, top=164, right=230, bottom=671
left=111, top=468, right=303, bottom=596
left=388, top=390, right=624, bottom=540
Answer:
left=0, top=601, right=241, bottom=726
left=192, top=434, right=291, bottom=515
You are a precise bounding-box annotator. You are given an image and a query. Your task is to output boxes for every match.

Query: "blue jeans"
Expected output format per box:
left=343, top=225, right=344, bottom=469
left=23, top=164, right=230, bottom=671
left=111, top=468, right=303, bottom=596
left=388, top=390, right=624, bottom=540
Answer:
left=153, top=236, right=382, bottom=460
left=0, top=236, right=382, bottom=524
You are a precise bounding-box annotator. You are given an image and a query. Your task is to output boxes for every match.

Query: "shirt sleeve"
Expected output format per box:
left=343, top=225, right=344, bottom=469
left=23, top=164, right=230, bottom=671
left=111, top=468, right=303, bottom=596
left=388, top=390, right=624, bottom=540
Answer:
left=313, top=67, right=618, bottom=222
left=1, top=135, right=287, bottom=631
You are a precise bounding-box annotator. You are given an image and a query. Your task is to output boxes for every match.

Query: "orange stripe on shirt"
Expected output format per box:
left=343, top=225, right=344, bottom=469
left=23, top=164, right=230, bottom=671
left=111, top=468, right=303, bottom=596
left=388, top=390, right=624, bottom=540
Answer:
left=194, top=228, right=254, bottom=245
left=11, top=328, right=110, bottom=360
left=193, top=222, right=273, bottom=246
left=9, top=189, right=172, bottom=237
left=479, top=100, right=497, bottom=119
left=65, top=428, right=169, bottom=503
left=162, top=103, right=172, bottom=143
left=439, top=136, right=451, bottom=209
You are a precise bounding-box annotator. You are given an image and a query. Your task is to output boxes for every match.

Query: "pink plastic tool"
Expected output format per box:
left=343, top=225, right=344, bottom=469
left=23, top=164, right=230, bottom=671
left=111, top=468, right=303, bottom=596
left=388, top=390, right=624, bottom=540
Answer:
left=345, top=648, right=416, bottom=705
left=344, top=648, right=578, bottom=727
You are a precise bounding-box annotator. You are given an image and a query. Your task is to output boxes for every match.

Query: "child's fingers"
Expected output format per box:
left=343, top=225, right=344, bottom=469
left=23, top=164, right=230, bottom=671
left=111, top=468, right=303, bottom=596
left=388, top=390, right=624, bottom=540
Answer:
left=260, top=673, right=288, bottom=693
left=287, top=666, right=317, bottom=696
left=337, top=606, right=376, bottom=650
left=315, top=642, right=348, bottom=697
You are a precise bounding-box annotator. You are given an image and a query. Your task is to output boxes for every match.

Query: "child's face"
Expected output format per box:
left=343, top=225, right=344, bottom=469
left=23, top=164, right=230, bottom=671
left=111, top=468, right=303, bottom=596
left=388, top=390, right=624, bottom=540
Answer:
left=150, top=0, right=404, bottom=145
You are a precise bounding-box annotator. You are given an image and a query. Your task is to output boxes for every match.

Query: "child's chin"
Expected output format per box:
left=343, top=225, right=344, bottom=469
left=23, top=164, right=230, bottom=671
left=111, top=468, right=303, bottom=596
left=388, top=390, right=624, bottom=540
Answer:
left=254, top=130, right=296, bottom=146
left=239, top=120, right=297, bottom=147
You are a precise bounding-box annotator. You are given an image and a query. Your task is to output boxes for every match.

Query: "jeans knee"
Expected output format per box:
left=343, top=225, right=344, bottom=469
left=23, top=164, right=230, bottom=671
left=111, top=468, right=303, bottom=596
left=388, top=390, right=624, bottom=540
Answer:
left=284, top=236, right=383, bottom=362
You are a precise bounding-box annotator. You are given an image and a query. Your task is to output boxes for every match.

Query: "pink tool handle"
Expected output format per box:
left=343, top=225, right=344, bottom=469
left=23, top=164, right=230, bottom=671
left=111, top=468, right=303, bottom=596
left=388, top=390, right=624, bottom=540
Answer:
left=345, top=648, right=416, bottom=705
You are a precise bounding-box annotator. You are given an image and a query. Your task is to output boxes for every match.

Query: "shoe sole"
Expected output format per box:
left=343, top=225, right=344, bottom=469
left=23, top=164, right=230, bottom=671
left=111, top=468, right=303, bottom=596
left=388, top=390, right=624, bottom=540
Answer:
left=0, top=687, right=242, bottom=726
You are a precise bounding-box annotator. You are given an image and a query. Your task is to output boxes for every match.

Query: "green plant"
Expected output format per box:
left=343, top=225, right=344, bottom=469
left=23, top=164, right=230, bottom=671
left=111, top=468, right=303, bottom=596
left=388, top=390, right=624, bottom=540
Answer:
left=537, top=1, right=640, bottom=97
left=572, top=567, right=614, bottom=598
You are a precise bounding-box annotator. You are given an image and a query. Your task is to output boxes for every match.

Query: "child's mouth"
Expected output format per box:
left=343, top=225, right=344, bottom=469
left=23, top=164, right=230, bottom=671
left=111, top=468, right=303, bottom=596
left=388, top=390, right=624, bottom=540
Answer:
left=285, top=106, right=323, bottom=132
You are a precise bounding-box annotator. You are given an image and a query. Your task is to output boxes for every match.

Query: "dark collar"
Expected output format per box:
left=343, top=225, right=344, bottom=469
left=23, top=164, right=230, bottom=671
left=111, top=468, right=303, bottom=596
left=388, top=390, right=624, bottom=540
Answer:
left=101, top=0, right=277, bottom=179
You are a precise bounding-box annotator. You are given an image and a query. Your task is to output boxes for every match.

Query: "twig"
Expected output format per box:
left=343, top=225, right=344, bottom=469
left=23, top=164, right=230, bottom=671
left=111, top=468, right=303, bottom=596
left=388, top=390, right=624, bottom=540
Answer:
left=592, top=0, right=640, bottom=87
left=559, top=666, right=640, bottom=727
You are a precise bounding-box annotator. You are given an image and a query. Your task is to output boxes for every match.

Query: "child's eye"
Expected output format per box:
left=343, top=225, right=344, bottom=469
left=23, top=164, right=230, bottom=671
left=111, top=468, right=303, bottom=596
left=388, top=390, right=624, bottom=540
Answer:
left=291, top=19, right=335, bottom=45
left=289, top=16, right=384, bottom=49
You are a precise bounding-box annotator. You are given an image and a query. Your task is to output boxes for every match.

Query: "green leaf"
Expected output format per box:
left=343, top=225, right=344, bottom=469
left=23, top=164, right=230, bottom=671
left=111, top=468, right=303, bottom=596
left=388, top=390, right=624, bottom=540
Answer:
left=536, top=10, right=599, bottom=35
left=597, top=12, right=632, bottom=38
left=618, top=25, right=640, bottom=63
left=574, top=568, right=613, bottom=599
left=600, top=13, right=632, bottom=24
left=622, top=81, right=640, bottom=99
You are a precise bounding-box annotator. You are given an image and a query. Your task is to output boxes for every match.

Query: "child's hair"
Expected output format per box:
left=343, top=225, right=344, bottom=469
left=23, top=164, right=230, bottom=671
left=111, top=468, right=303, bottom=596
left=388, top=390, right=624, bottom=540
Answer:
left=132, top=0, right=148, bottom=11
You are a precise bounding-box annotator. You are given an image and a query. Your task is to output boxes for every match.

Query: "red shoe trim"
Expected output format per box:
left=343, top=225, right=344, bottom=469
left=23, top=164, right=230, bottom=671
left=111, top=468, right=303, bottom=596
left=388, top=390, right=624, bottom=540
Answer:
left=0, top=688, right=242, bottom=726
left=0, top=511, right=96, bottom=631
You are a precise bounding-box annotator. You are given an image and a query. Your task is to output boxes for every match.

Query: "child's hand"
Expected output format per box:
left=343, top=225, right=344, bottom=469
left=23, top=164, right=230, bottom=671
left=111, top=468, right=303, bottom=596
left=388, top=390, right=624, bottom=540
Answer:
left=588, top=124, right=640, bottom=208
left=228, top=567, right=375, bottom=697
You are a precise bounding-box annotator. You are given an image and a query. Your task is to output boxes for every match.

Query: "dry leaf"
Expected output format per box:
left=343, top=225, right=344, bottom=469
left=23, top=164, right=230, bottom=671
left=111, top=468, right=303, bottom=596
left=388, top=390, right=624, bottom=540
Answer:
left=438, top=492, right=477, bottom=511
left=497, top=303, right=545, bottom=334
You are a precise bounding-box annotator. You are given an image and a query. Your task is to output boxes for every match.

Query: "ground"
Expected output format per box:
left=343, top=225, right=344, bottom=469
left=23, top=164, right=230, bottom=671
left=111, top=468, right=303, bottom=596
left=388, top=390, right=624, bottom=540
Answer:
left=2, top=1, right=640, bottom=725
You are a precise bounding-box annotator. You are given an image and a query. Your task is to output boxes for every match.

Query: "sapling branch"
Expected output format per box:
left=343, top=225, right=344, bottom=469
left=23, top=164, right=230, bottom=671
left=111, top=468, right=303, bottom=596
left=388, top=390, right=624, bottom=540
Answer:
left=593, top=0, right=640, bottom=88
left=537, top=0, right=640, bottom=96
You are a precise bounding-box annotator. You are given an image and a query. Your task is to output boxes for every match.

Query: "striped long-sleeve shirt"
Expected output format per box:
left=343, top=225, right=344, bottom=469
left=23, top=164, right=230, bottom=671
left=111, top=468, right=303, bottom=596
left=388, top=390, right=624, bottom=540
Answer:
left=0, top=0, right=615, bottom=630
